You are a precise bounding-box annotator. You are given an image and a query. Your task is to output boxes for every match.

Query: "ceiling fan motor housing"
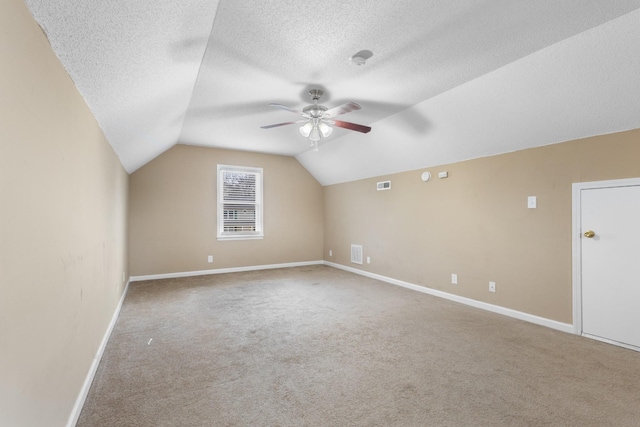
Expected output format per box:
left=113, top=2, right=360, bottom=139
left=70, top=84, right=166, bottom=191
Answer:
left=303, top=104, right=328, bottom=118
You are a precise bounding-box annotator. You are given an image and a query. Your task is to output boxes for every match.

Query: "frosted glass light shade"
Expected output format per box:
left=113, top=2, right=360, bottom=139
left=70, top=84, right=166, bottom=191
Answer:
left=299, top=122, right=313, bottom=137
left=318, top=122, right=333, bottom=137
left=309, top=126, right=321, bottom=142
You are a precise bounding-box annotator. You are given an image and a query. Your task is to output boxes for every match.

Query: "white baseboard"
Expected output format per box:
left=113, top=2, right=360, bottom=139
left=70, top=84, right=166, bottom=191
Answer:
left=324, top=261, right=574, bottom=334
left=129, top=260, right=324, bottom=282
left=131, top=260, right=573, bottom=333
left=66, top=280, right=131, bottom=427
left=582, top=333, right=640, bottom=353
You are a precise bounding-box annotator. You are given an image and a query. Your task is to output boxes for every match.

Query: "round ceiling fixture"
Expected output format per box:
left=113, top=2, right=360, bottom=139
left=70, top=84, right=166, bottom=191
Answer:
left=350, top=50, right=374, bottom=65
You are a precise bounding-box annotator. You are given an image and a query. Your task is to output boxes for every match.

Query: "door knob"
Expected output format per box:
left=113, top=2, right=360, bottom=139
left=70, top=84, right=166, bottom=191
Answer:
left=584, top=230, right=595, bottom=238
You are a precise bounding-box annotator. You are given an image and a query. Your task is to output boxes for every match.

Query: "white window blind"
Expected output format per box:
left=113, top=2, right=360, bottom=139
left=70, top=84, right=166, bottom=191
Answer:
left=217, top=165, right=263, bottom=240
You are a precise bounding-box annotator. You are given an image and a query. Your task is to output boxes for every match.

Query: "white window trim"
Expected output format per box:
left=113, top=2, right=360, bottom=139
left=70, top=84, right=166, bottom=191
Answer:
left=217, top=164, right=263, bottom=240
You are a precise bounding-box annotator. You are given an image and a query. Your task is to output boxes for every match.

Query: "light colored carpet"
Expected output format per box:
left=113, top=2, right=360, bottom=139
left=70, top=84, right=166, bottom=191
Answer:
left=77, top=265, right=640, bottom=426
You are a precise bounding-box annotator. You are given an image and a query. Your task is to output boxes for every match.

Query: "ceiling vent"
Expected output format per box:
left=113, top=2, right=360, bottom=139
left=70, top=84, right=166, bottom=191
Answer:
left=377, top=180, right=391, bottom=191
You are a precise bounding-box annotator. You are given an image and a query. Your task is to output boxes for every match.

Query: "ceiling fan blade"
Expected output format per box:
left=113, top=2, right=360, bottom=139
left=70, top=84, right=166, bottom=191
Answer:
left=268, top=103, right=307, bottom=116
left=260, top=119, right=307, bottom=129
left=331, top=119, right=371, bottom=134
left=324, top=102, right=361, bottom=118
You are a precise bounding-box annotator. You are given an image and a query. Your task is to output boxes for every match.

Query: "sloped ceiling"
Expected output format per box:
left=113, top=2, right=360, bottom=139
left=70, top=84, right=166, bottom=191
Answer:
left=24, top=0, right=640, bottom=185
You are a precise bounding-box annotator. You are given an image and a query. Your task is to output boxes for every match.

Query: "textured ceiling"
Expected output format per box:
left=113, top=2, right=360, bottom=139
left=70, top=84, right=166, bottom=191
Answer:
left=24, top=0, right=640, bottom=185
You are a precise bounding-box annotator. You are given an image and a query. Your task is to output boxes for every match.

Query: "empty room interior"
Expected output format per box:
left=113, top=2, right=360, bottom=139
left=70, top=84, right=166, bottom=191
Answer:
left=2, top=1, right=640, bottom=426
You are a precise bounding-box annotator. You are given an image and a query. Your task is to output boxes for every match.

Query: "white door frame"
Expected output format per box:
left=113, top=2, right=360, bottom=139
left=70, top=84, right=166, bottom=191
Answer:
left=572, top=177, right=640, bottom=339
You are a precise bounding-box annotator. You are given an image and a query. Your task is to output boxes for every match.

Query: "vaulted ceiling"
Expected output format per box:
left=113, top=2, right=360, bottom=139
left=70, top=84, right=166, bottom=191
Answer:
left=25, top=1, right=640, bottom=185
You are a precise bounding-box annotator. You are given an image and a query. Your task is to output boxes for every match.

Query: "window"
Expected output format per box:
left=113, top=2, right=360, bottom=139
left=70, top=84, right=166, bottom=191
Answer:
left=217, top=164, right=263, bottom=240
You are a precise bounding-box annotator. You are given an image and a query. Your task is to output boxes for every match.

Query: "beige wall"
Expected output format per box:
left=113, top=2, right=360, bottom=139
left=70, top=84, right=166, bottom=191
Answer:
left=2, top=2, right=638, bottom=424
left=129, top=145, right=323, bottom=276
left=324, top=129, right=640, bottom=324
left=0, top=1, right=129, bottom=426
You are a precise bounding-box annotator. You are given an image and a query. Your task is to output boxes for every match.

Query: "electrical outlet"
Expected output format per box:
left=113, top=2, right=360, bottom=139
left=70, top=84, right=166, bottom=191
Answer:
left=366, top=256, right=371, bottom=264
left=451, top=274, right=458, bottom=284
left=329, top=250, right=332, bottom=257
left=207, top=255, right=213, bottom=263
left=489, top=281, right=496, bottom=292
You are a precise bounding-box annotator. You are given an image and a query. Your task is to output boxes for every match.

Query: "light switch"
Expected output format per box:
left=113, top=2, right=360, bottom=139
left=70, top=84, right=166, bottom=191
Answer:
left=528, top=196, right=537, bottom=209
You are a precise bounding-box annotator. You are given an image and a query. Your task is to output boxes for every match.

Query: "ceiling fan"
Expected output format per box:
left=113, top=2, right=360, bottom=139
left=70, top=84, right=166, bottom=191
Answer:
left=260, top=89, right=371, bottom=150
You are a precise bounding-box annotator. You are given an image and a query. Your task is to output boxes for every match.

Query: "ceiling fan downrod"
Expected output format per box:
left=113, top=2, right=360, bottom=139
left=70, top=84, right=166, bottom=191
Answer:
left=308, top=89, right=323, bottom=102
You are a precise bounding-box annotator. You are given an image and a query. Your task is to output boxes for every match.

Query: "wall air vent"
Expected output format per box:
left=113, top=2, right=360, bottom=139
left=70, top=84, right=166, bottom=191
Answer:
left=351, top=244, right=363, bottom=265
left=377, top=180, right=391, bottom=191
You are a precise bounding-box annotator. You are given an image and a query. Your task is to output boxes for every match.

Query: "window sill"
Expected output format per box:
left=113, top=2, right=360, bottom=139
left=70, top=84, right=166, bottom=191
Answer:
left=217, top=234, right=264, bottom=241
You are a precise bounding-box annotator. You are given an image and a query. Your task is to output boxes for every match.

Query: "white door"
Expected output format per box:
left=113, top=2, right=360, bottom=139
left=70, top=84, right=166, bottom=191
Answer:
left=580, top=184, right=640, bottom=350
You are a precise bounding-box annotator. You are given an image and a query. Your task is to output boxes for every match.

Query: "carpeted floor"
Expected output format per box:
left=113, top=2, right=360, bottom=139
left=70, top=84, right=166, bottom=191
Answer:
left=77, top=265, right=640, bottom=426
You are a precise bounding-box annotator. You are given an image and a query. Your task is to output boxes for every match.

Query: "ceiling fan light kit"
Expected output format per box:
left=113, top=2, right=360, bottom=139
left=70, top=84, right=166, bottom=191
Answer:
left=300, top=121, right=333, bottom=139
left=261, top=89, right=371, bottom=150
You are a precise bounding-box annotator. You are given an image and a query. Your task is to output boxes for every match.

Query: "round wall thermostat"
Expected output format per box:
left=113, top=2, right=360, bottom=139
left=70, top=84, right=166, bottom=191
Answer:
left=421, top=171, right=431, bottom=182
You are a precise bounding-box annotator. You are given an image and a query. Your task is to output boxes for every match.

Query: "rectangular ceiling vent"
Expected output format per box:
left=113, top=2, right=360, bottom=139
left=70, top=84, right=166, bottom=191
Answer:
left=351, top=244, right=363, bottom=265
left=376, top=180, right=391, bottom=191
